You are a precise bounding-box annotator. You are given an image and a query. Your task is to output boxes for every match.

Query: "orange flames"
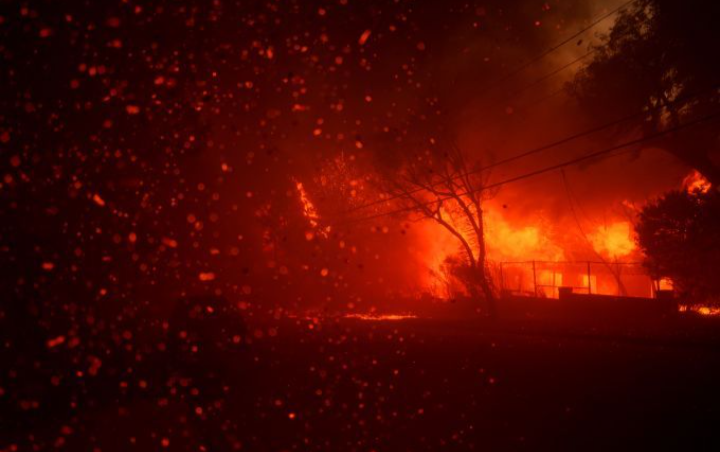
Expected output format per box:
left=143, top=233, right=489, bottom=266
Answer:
left=679, top=304, right=720, bottom=316
left=408, top=173, right=717, bottom=299
left=683, top=170, right=711, bottom=194
left=295, top=179, right=330, bottom=238
left=415, top=220, right=461, bottom=298
left=291, top=169, right=699, bottom=301
left=484, top=210, right=565, bottom=262
left=658, top=277, right=673, bottom=291
left=588, top=222, right=636, bottom=259
left=415, top=207, right=569, bottom=298
left=415, top=206, right=643, bottom=298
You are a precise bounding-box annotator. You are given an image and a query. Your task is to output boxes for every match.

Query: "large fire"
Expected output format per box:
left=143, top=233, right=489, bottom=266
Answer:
left=415, top=204, right=641, bottom=299
left=412, top=169, right=713, bottom=301
left=414, top=205, right=568, bottom=298
left=402, top=170, right=713, bottom=301
left=292, top=167, right=712, bottom=302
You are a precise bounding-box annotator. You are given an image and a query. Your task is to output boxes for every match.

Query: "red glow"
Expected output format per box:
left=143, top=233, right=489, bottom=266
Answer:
left=588, top=222, right=636, bottom=259
left=414, top=206, right=642, bottom=298
left=679, top=305, right=720, bottom=316
left=295, top=179, right=330, bottom=238
left=343, top=313, right=418, bottom=321
left=683, top=170, right=711, bottom=194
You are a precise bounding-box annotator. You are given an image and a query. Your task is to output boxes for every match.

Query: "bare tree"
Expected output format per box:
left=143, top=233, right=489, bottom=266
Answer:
left=376, top=137, right=497, bottom=316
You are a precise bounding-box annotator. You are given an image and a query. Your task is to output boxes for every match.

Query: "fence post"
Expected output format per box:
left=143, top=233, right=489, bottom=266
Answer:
left=499, top=262, right=504, bottom=295
left=586, top=261, right=592, bottom=294
left=532, top=260, right=537, bottom=297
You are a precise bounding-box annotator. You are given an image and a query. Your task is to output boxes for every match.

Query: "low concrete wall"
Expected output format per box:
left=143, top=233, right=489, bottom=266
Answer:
left=496, top=293, right=678, bottom=324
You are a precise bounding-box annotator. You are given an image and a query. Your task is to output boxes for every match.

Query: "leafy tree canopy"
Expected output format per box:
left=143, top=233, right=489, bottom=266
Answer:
left=570, top=0, right=720, bottom=183
left=636, top=188, right=720, bottom=304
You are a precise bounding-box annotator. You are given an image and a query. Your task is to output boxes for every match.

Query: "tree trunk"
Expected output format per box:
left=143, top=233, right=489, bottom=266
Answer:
left=477, top=266, right=496, bottom=318
left=464, top=263, right=496, bottom=317
left=475, top=210, right=497, bottom=318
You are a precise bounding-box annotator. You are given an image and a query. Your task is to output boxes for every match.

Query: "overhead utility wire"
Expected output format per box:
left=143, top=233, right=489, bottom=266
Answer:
left=503, top=50, right=594, bottom=101
left=338, top=110, right=720, bottom=225
left=340, top=84, right=719, bottom=215
left=340, top=0, right=640, bottom=216
left=475, top=0, right=637, bottom=98
left=469, top=3, right=635, bottom=127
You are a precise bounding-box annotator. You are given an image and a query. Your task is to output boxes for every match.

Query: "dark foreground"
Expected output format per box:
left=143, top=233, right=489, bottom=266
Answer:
left=4, top=315, right=720, bottom=451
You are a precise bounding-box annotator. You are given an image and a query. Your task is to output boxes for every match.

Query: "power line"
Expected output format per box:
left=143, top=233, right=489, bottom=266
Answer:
left=335, top=1, right=639, bottom=217
left=459, top=2, right=636, bottom=143
left=465, top=49, right=595, bottom=158
left=337, top=110, right=720, bottom=226
left=476, top=0, right=637, bottom=98
left=339, top=84, right=719, bottom=216
left=503, top=50, right=594, bottom=101
left=434, top=2, right=637, bottom=173
left=468, top=49, right=595, bottom=143
left=450, top=6, right=625, bottom=151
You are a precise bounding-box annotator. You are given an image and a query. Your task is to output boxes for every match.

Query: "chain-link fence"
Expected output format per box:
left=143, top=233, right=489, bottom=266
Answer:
left=493, top=261, right=662, bottom=299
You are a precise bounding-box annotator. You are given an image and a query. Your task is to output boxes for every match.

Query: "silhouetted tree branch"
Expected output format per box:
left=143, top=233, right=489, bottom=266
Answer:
left=568, top=0, right=720, bottom=184
left=374, top=136, right=497, bottom=316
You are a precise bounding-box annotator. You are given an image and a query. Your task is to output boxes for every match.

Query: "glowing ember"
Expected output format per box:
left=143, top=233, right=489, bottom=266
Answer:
left=358, top=29, right=372, bottom=45
left=161, top=237, right=178, bottom=248
left=46, top=335, right=66, bottom=348
left=683, top=170, right=711, bottom=194
left=198, top=272, right=216, bottom=281
left=295, top=179, right=330, bottom=237
left=695, top=306, right=719, bottom=316
left=343, top=313, right=418, bottom=321
left=92, top=193, right=106, bottom=207
left=679, top=305, right=720, bottom=316
left=658, top=278, right=674, bottom=291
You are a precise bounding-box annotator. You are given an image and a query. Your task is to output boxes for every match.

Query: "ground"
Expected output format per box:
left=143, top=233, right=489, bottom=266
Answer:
left=16, top=314, right=717, bottom=451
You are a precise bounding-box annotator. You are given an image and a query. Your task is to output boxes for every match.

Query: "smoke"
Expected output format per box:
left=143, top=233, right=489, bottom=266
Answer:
left=320, top=0, right=696, bottom=300
left=2, top=0, right=693, bottom=317
left=409, top=0, right=691, bottom=260
left=206, top=0, right=695, bottom=306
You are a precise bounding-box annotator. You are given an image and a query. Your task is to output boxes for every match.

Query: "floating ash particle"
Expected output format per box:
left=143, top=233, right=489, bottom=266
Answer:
left=47, top=336, right=66, bottom=348
left=358, top=29, right=372, bottom=45
left=198, top=272, right=216, bottom=281
left=161, top=237, right=178, bottom=248
left=92, top=194, right=106, bottom=206
left=125, top=105, right=140, bottom=115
